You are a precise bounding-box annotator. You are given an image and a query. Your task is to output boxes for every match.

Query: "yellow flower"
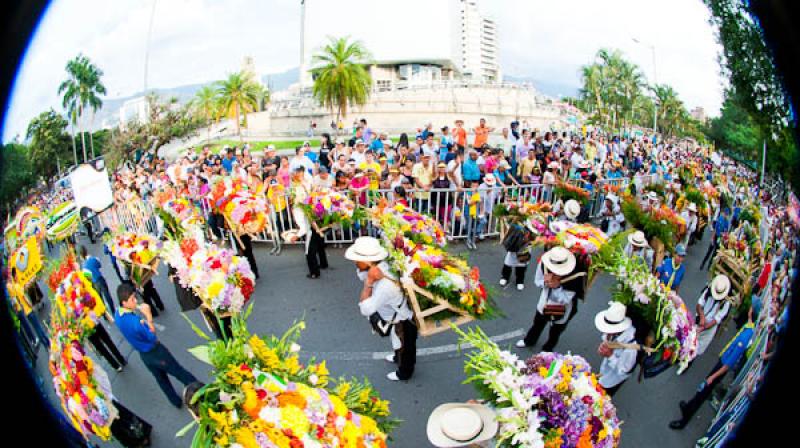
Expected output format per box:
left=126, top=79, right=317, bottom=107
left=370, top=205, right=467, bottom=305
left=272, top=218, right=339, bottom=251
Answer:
left=265, top=426, right=292, bottom=448
left=224, top=364, right=244, bottom=385
left=598, top=426, right=609, bottom=440
left=315, top=360, right=329, bottom=377
left=249, top=335, right=280, bottom=370
left=295, top=383, right=321, bottom=402
left=538, top=367, right=549, bottom=378
left=283, top=356, right=301, bottom=375
left=280, top=405, right=310, bottom=437
left=360, top=416, right=380, bottom=436
left=248, top=419, right=269, bottom=434
left=335, top=382, right=351, bottom=399
left=341, top=421, right=362, bottom=448
left=372, top=399, right=390, bottom=417
left=234, top=427, right=259, bottom=448
left=214, top=434, right=230, bottom=447
left=207, top=281, right=224, bottom=299
left=358, top=388, right=371, bottom=406
left=330, top=395, right=349, bottom=417
left=242, top=382, right=260, bottom=417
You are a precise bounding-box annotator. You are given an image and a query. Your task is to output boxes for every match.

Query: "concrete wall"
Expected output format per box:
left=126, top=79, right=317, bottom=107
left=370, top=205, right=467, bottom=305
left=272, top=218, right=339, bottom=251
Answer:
left=246, top=85, right=567, bottom=137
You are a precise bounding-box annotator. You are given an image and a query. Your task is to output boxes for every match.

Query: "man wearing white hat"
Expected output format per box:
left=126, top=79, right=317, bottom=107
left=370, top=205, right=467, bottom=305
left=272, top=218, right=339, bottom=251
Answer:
left=624, top=231, right=654, bottom=272
left=642, top=191, right=660, bottom=212
left=595, top=302, right=638, bottom=397
left=598, top=194, right=624, bottom=236
left=554, top=198, right=581, bottom=222
left=680, top=203, right=699, bottom=247
left=499, top=220, right=535, bottom=290
left=695, top=275, right=732, bottom=356
left=516, top=246, right=580, bottom=351
left=345, top=237, right=416, bottom=381
left=427, top=403, right=498, bottom=447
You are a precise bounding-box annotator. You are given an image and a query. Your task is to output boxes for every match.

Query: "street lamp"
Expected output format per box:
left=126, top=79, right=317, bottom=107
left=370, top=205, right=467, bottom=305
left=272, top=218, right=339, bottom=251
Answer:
left=633, top=38, right=658, bottom=137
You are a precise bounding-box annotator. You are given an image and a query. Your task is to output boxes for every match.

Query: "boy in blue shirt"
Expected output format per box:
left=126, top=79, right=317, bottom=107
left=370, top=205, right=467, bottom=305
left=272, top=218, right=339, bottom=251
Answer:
left=656, top=244, right=687, bottom=293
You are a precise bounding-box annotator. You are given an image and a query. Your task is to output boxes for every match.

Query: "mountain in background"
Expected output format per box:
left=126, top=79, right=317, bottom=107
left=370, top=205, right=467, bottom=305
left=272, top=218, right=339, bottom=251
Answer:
left=261, top=67, right=299, bottom=92
left=503, top=74, right=580, bottom=99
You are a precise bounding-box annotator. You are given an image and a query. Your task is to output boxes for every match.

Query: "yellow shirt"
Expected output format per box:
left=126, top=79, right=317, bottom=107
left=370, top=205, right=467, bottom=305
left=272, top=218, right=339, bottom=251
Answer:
left=518, top=158, right=539, bottom=180
left=267, top=184, right=287, bottom=212
left=412, top=163, right=433, bottom=200
left=358, top=161, right=382, bottom=176
left=7, top=281, right=32, bottom=315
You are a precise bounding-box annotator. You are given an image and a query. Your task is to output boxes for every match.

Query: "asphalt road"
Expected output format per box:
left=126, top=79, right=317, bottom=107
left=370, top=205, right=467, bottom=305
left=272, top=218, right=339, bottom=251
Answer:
left=27, top=232, right=733, bottom=448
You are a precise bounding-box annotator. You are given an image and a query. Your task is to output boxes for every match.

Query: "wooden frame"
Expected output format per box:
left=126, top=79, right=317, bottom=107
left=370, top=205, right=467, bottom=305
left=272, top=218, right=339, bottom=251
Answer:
left=401, top=280, right=474, bottom=337
left=125, top=258, right=160, bottom=289
left=711, top=250, right=755, bottom=307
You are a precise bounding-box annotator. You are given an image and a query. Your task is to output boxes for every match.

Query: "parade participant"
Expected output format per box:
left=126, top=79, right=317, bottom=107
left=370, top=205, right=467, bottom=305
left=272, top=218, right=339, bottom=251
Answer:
left=499, top=219, right=534, bottom=290
left=114, top=283, right=198, bottom=408
left=516, top=246, right=579, bottom=351
left=555, top=198, right=581, bottom=222
left=695, top=274, right=732, bottom=356
left=288, top=167, right=328, bottom=279
left=669, top=320, right=755, bottom=430
left=699, top=207, right=730, bottom=270
left=598, top=194, right=624, bottom=236
left=234, top=232, right=260, bottom=281
left=345, top=237, right=416, bottom=381
left=642, top=191, right=660, bottom=211
left=595, top=302, right=637, bottom=397
left=680, top=203, right=699, bottom=247
left=625, top=230, right=655, bottom=272
left=656, top=243, right=687, bottom=293
left=426, top=402, right=498, bottom=448
left=80, top=245, right=116, bottom=315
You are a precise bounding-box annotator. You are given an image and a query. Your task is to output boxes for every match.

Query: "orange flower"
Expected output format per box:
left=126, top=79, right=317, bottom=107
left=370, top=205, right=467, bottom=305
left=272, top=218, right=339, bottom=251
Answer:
left=576, top=426, right=593, bottom=448
left=277, top=391, right=307, bottom=409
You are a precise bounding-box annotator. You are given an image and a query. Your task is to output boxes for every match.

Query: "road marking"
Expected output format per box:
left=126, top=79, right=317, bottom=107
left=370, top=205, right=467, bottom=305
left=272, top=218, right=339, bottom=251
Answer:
left=305, top=328, right=525, bottom=362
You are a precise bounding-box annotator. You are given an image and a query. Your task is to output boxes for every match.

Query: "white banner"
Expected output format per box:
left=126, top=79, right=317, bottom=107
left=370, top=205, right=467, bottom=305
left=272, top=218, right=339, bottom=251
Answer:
left=69, top=162, right=114, bottom=213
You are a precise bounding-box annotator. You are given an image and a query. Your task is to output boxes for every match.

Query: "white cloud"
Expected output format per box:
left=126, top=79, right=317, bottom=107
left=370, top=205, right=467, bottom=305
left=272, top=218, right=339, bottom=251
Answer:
left=3, top=0, right=725, bottom=142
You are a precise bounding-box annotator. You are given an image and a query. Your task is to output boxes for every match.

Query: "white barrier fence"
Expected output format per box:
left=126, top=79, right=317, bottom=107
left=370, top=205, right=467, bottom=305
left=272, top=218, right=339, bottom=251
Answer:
left=97, top=176, right=657, bottom=247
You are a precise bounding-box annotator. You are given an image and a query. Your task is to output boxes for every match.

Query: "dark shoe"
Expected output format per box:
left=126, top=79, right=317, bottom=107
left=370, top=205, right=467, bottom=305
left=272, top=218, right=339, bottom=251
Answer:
left=306, top=274, right=320, bottom=279
left=679, top=401, right=687, bottom=413
left=320, top=265, right=330, bottom=270
left=669, top=420, right=687, bottom=430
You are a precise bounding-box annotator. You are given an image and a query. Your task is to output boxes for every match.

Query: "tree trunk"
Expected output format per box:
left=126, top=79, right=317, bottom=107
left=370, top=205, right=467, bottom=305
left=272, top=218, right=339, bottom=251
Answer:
left=89, top=110, right=96, bottom=159
left=70, top=120, right=78, bottom=166
left=78, top=104, right=87, bottom=163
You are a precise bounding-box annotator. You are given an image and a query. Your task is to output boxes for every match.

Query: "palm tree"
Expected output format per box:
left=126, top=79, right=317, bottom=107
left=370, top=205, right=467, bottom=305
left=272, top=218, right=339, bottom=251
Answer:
left=58, top=54, right=106, bottom=163
left=215, top=71, right=260, bottom=141
left=653, top=84, right=684, bottom=137
left=191, top=85, right=219, bottom=142
left=311, top=36, right=372, bottom=123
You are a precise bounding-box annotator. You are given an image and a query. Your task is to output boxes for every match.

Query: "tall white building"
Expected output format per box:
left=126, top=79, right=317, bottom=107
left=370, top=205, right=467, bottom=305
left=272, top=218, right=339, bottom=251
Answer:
left=459, top=0, right=500, bottom=82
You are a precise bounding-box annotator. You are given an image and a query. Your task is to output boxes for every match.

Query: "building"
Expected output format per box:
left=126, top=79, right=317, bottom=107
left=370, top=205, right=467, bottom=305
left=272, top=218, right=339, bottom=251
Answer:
left=297, top=0, right=499, bottom=89
left=691, top=106, right=707, bottom=123
left=241, top=56, right=260, bottom=85
left=118, top=96, right=149, bottom=127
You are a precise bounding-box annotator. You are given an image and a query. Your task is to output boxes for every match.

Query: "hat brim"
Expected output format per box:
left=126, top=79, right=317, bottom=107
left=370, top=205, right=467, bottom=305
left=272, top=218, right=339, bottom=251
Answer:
left=542, top=249, right=576, bottom=276
left=628, top=234, right=648, bottom=248
left=594, top=311, right=633, bottom=334
left=344, top=245, right=388, bottom=262
left=427, top=404, right=498, bottom=448
left=710, top=277, right=731, bottom=300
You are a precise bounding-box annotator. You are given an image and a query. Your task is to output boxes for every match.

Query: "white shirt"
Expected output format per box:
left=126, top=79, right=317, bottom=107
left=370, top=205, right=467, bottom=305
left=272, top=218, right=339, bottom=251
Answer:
left=289, top=156, right=314, bottom=173
left=313, top=175, right=334, bottom=190
left=358, top=262, right=413, bottom=350
left=624, top=243, right=654, bottom=272
left=350, top=151, right=366, bottom=165
left=534, top=262, right=576, bottom=325
left=598, top=325, right=638, bottom=388
left=697, top=288, right=730, bottom=326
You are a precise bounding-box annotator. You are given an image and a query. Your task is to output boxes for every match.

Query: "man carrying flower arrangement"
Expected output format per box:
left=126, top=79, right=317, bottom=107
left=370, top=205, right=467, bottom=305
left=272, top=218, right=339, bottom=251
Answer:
left=346, top=237, right=417, bottom=382
left=287, top=166, right=329, bottom=279
left=595, top=302, right=638, bottom=397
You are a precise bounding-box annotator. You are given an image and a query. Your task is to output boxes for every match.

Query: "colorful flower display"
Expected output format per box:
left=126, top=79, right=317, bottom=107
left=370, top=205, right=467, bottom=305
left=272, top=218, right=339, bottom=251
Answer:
left=494, top=202, right=553, bottom=236
left=301, top=189, right=363, bottom=229
left=49, top=328, right=116, bottom=441
left=553, top=182, right=591, bottom=206
left=53, top=271, right=107, bottom=335
left=15, top=206, right=46, bottom=242
left=373, top=202, right=447, bottom=246
left=46, top=202, right=80, bottom=242
left=457, top=326, right=621, bottom=448
left=163, top=230, right=255, bottom=315
left=182, top=319, right=396, bottom=447
left=545, top=221, right=608, bottom=256
left=210, top=177, right=268, bottom=235
left=110, top=232, right=161, bottom=266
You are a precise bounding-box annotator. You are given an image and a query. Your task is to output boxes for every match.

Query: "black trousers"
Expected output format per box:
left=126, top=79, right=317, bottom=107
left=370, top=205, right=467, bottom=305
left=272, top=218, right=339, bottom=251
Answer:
left=236, top=234, right=260, bottom=279
left=501, top=264, right=527, bottom=285
left=88, top=323, right=126, bottom=370
left=141, top=280, right=164, bottom=316
left=306, top=231, right=328, bottom=276
left=700, top=237, right=719, bottom=269
left=139, top=342, right=197, bottom=408
left=604, top=381, right=624, bottom=397
left=208, top=212, right=224, bottom=239
left=678, top=361, right=728, bottom=424
left=201, top=308, right=233, bottom=340
left=523, top=311, right=568, bottom=351
left=393, top=319, right=418, bottom=380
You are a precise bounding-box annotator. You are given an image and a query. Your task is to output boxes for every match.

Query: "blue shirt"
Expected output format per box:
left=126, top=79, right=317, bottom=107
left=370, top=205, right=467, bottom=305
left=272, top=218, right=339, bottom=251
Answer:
left=369, top=139, right=383, bottom=152
left=714, top=215, right=730, bottom=236
left=462, top=159, right=481, bottom=182
left=221, top=156, right=236, bottom=173
left=656, top=257, right=686, bottom=290
left=720, top=324, right=754, bottom=369
left=82, top=256, right=104, bottom=284
left=115, top=309, right=158, bottom=352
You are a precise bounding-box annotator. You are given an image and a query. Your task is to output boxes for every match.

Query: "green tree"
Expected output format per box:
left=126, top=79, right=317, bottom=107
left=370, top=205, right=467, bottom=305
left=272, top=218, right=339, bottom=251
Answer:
left=26, top=109, right=72, bottom=178
left=0, top=143, right=36, bottom=213
left=311, top=36, right=372, bottom=124
left=215, top=71, right=260, bottom=141
left=58, top=54, right=106, bottom=163
left=579, top=49, right=645, bottom=133
left=191, top=85, right=219, bottom=142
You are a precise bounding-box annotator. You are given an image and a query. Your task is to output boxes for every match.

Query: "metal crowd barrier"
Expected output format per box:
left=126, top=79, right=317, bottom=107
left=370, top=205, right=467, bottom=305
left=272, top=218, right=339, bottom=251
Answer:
left=99, top=178, right=632, bottom=251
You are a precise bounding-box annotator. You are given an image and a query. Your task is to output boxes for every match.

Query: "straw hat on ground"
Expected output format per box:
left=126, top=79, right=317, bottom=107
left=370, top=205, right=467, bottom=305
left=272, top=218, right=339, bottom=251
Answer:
left=628, top=230, right=648, bottom=248
left=344, top=237, right=388, bottom=262
left=710, top=274, right=731, bottom=300
left=595, top=302, right=633, bottom=334
left=564, top=199, right=581, bottom=220
left=541, top=246, right=577, bottom=276
left=427, top=403, right=498, bottom=447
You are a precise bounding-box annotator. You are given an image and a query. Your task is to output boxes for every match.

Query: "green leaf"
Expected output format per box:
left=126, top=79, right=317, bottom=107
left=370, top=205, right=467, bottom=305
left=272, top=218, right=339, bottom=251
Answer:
left=175, top=419, right=197, bottom=438
left=188, top=345, right=212, bottom=365
left=182, top=312, right=211, bottom=341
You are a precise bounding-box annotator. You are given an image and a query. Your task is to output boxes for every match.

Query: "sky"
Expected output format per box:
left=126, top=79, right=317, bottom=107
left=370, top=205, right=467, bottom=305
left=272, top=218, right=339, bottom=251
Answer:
left=2, top=0, right=725, bottom=142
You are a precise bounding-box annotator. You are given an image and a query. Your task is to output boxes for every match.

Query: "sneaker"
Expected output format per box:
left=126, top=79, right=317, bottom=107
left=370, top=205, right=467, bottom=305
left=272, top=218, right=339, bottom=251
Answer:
left=387, top=372, right=400, bottom=381
left=669, top=420, right=686, bottom=430
left=384, top=354, right=396, bottom=363
left=515, top=340, right=528, bottom=348
left=499, top=279, right=508, bottom=287
left=516, top=284, right=524, bottom=291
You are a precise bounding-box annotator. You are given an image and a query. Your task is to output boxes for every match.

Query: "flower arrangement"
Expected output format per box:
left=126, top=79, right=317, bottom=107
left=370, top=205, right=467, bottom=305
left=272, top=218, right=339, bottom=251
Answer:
left=46, top=202, right=80, bottom=242
left=373, top=202, right=447, bottom=246
left=180, top=318, right=396, bottom=447
left=110, top=231, right=162, bottom=286
left=387, top=234, right=495, bottom=319
left=15, top=206, right=46, bottom=242
left=544, top=221, right=608, bottom=256
left=49, top=328, right=115, bottom=441
left=591, top=234, right=698, bottom=373
left=621, top=198, right=681, bottom=252
left=737, top=204, right=761, bottom=228
left=642, top=183, right=665, bottom=199
left=553, top=182, right=591, bottom=206
left=47, top=252, right=79, bottom=294
left=301, top=189, right=364, bottom=230
left=53, top=271, right=107, bottom=336
left=494, top=202, right=553, bottom=235
left=456, top=326, right=621, bottom=448
left=210, top=177, right=268, bottom=235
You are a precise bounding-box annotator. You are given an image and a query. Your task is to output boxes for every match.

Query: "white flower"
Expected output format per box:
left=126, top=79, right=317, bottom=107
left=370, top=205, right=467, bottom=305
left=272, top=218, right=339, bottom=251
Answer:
left=219, top=391, right=233, bottom=403
left=309, top=374, right=319, bottom=386
left=259, top=407, right=281, bottom=425
left=290, top=343, right=302, bottom=353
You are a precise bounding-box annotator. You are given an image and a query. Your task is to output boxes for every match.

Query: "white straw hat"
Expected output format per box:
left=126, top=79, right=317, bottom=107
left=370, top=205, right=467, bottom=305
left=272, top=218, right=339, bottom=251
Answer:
left=344, top=236, right=389, bottom=262
left=483, top=174, right=496, bottom=186
left=564, top=199, right=581, bottom=220
left=687, top=203, right=697, bottom=213
left=541, top=246, right=577, bottom=276
left=628, top=230, right=648, bottom=248
left=427, top=403, right=498, bottom=447
left=595, top=302, right=633, bottom=334
left=647, top=191, right=659, bottom=201
left=710, top=274, right=731, bottom=300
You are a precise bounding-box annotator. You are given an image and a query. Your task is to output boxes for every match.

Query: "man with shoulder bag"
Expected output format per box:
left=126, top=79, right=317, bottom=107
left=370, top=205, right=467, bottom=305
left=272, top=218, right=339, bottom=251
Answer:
left=346, top=237, right=417, bottom=382
left=499, top=220, right=536, bottom=290
left=516, top=246, right=581, bottom=351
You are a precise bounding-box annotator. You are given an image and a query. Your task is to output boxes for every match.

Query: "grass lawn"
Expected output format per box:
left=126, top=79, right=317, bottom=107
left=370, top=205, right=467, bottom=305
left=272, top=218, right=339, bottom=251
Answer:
left=194, top=139, right=321, bottom=154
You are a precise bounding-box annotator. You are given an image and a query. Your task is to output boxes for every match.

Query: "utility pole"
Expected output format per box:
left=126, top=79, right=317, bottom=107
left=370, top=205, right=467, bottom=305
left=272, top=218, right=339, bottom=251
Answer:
left=633, top=38, right=657, bottom=135
left=143, top=0, right=158, bottom=95
left=761, top=139, right=767, bottom=186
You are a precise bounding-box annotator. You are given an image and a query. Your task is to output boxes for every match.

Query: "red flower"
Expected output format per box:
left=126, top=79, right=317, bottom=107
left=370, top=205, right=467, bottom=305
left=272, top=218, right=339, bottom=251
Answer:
left=210, top=258, right=222, bottom=270
left=239, top=363, right=252, bottom=372
left=240, top=277, right=255, bottom=300
left=662, top=348, right=673, bottom=361
left=256, top=389, right=267, bottom=400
